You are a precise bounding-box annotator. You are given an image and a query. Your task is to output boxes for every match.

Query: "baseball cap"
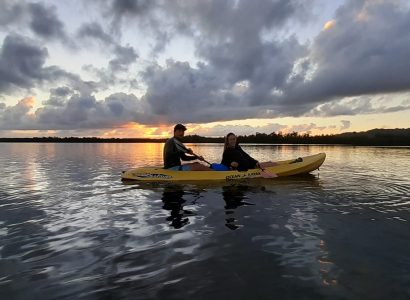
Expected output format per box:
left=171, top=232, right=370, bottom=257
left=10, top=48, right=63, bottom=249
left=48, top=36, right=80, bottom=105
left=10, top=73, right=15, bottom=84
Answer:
left=174, top=124, right=187, bottom=131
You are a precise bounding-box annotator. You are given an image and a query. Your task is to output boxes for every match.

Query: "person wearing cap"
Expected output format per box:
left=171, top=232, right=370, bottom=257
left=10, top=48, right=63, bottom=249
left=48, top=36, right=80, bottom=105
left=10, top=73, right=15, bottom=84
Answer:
left=163, top=124, right=212, bottom=171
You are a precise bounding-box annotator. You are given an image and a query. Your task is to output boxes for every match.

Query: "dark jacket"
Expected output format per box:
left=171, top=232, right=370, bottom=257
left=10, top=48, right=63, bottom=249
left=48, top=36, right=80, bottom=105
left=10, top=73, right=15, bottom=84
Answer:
left=221, top=145, right=258, bottom=171
left=163, top=137, right=196, bottom=169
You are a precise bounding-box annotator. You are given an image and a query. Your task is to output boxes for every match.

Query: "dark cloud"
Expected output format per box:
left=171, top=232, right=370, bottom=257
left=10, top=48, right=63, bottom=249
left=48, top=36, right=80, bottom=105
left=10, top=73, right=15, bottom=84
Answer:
left=0, top=92, right=148, bottom=130
left=90, top=0, right=172, bottom=54
left=110, top=0, right=153, bottom=17
left=44, top=92, right=144, bottom=129
left=109, top=45, right=138, bottom=72
left=123, top=0, right=410, bottom=121
left=94, top=0, right=310, bottom=122
left=42, top=86, right=74, bottom=107
left=140, top=60, right=251, bottom=123
left=0, top=1, right=24, bottom=26
left=28, top=2, right=67, bottom=41
left=77, top=22, right=115, bottom=45
left=93, top=0, right=156, bottom=37
left=0, top=97, right=35, bottom=130
left=0, top=34, right=87, bottom=94
left=282, top=0, right=410, bottom=107
left=0, top=34, right=49, bottom=92
left=51, top=86, right=72, bottom=97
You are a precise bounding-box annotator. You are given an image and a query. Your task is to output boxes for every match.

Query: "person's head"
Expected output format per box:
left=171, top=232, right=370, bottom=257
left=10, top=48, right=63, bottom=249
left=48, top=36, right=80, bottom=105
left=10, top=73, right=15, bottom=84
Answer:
left=173, top=124, right=187, bottom=138
left=224, top=132, right=237, bottom=150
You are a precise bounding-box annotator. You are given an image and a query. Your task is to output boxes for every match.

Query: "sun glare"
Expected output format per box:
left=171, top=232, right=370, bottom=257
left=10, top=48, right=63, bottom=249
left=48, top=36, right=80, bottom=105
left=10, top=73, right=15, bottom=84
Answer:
left=323, top=20, right=336, bottom=31
left=101, top=123, right=172, bottom=138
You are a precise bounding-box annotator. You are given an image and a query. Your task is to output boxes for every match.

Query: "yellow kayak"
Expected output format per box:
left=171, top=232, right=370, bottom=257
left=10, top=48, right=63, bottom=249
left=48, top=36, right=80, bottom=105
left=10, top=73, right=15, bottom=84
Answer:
left=121, top=153, right=326, bottom=182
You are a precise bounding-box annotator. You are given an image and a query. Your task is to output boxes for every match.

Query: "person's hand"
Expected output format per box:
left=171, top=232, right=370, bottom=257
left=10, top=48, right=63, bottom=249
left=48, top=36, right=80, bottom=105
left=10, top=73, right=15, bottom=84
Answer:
left=197, top=155, right=204, bottom=161
left=231, top=162, right=239, bottom=168
left=255, top=162, right=260, bottom=168
left=186, top=148, right=194, bottom=154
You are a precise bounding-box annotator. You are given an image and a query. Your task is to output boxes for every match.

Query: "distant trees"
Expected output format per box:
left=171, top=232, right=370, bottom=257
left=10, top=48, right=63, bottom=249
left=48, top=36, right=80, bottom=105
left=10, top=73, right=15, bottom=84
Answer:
left=1, top=129, right=409, bottom=146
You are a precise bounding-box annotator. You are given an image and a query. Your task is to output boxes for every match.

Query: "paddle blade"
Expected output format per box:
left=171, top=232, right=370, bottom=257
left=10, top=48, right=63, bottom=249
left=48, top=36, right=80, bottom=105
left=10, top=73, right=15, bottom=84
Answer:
left=260, top=169, right=278, bottom=178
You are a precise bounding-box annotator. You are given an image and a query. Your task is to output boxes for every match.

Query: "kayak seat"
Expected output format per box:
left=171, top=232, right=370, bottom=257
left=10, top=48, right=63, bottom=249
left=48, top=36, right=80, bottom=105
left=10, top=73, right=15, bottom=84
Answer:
left=210, top=163, right=230, bottom=171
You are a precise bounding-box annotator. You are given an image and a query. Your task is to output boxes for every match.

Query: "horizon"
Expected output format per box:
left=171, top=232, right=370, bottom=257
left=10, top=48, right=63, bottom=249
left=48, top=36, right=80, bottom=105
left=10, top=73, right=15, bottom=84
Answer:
left=1, top=127, right=409, bottom=140
left=1, top=1, right=410, bottom=137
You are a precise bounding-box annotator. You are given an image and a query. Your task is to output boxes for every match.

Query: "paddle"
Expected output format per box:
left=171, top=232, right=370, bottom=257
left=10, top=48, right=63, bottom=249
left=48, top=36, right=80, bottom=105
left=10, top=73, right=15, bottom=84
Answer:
left=257, top=164, right=278, bottom=178
left=231, top=160, right=277, bottom=178
left=174, top=138, right=212, bottom=165
left=174, top=138, right=276, bottom=176
left=193, top=154, right=212, bottom=165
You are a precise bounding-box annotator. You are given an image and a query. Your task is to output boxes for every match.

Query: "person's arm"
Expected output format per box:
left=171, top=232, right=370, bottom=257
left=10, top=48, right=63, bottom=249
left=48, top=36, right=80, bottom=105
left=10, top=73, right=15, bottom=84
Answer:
left=238, top=146, right=258, bottom=167
left=171, top=138, right=198, bottom=162
left=180, top=152, right=198, bottom=161
left=222, top=150, right=235, bottom=169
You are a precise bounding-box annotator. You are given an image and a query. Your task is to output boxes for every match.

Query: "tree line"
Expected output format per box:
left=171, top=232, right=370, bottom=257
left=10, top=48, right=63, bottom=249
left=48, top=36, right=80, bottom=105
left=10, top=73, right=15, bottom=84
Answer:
left=1, top=128, right=409, bottom=146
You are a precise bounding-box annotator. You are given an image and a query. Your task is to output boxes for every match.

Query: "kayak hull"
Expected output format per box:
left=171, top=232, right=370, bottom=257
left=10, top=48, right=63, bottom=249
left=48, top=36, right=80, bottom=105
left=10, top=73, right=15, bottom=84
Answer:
left=121, top=153, right=326, bottom=182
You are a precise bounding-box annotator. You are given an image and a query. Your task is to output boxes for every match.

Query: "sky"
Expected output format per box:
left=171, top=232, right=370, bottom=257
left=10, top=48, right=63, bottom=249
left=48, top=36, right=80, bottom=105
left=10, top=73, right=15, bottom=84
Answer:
left=0, top=0, right=409, bottom=138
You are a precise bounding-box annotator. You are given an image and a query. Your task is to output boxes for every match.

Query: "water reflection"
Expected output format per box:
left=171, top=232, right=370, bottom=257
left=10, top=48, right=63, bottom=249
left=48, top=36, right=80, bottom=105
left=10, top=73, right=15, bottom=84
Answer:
left=161, top=186, right=196, bottom=229
left=1, top=143, right=409, bottom=299
left=222, top=185, right=255, bottom=230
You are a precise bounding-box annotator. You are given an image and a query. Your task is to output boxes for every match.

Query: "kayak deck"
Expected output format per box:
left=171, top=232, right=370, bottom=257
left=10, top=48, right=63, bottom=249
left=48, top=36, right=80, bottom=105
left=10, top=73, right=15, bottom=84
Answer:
left=121, top=153, right=326, bottom=182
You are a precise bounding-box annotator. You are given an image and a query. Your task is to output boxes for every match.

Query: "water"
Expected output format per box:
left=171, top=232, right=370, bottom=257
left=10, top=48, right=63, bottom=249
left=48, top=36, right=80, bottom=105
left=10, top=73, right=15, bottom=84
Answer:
left=0, top=143, right=409, bottom=300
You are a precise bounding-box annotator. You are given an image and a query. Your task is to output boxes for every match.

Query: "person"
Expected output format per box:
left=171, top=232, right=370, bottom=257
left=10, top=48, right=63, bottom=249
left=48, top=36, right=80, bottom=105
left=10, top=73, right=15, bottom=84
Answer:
left=163, top=124, right=212, bottom=171
left=221, top=132, right=278, bottom=171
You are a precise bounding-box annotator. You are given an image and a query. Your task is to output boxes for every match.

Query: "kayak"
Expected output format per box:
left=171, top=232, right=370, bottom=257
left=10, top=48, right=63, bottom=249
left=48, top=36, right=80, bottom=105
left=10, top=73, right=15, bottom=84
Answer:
left=121, top=153, right=326, bottom=182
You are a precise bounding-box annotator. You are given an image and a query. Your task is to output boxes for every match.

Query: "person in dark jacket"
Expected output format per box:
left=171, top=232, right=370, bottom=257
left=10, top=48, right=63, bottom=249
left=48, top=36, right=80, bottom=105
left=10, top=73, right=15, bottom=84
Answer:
left=221, top=133, right=278, bottom=171
left=163, top=124, right=211, bottom=171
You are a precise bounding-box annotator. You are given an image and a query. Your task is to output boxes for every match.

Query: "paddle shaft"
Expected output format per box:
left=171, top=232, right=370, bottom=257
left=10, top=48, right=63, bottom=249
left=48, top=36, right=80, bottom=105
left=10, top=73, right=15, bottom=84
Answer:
left=174, top=138, right=212, bottom=165
left=193, top=153, right=212, bottom=166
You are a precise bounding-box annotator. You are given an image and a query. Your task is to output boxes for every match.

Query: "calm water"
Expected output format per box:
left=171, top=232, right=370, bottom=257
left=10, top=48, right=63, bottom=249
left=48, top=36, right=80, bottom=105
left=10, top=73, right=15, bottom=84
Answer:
left=0, top=143, right=409, bottom=300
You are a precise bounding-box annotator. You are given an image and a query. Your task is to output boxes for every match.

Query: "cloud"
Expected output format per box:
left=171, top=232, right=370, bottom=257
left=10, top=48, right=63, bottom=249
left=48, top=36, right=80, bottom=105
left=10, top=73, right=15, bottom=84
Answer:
left=138, top=0, right=410, bottom=120
left=77, top=21, right=138, bottom=89
left=0, top=96, right=36, bottom=130
left=0, top=34, right=91, bottom=95
left=77, top=22, right=115, bottom=46
left=140, top=59, right=263, bottom=123
left=0, top=1, right=72, bottom=45
left=0, top=1, right=24, bottom=27
left=0, top=91, right=149, bottom=130
left=192, top=123, right=288, bottom=137
left=109, top=45, right=138, bottom=72
left=191, top=122, right=332, bottom=137
left=110, top=0, right=154, bottom=20
left=36, top=91, right=147, bottom=130
left=340, top=120, right=351, bottom=130
left=27, top=2, right=68, bottom=42
left=42, top=86, right=74, bottom=107
left=283, top=0, right=410, bottom=105
left=0, top=34, right=49, bottom=92
left=2, top=0, right=410, bottom=134
left=307, top=96, right=410, bottom=117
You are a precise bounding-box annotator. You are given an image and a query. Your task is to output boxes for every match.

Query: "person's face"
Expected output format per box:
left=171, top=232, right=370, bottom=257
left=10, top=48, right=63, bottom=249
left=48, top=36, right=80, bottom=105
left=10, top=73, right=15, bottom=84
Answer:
left=174, top=129, right=185, bottom=138
left=227, top=134, right=237, bottom=148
